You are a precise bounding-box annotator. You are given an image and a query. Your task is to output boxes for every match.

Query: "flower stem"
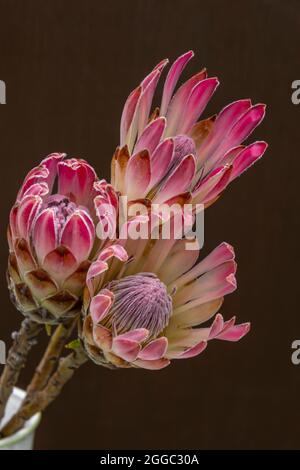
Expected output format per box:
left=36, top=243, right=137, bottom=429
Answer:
left=0, top=346, right=88, bottom=438
left=23, top=319, right=77, bottom=405
left=0, top=318, right=42, bottom=423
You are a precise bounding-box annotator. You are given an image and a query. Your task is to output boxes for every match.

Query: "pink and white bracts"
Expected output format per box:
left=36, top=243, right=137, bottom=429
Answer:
left=7, top=153, right=117, bottom=324
left=112, top=51, right=267, bottom=207
left=81, top=242, right=249, bottom=370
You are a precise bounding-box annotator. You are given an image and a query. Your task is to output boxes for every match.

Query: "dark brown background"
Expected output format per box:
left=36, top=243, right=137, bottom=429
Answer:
left=0, top=0, right=299, bottom=449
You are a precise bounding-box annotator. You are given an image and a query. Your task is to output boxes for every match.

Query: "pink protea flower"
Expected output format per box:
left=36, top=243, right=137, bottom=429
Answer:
left=7, top=153, right=118, bottom=324
left=111, top=51, right=268, bottom=207
left=81, top=241, right=249, bottom=370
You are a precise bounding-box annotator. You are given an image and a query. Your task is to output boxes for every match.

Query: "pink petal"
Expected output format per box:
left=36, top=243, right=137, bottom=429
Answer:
left=202, top=165, right=232, bottom=204
left=141, top=58, right=168, bottom=88
left=219, top=145, right=245, bottom=166
left=138, top=337, right=168, bottom=360
left=204, top=104, right=266, bottom=173
left=160, top=50, right=194, bottom=116
left=95, top=198, right=117, bottom=240
left=90, top=292, right=113, bottom=324
left=192, top=165, right=231, bottom=204
left=86, top=260, right=108, bottom=296
left=173, top=261, right=237, bottom=307
left=178, top=78, right=219, bottom=134
left=58, top=158, right=97, bottom=207
left=43, top=246, right=78, bottom=283
left=230, top=141, right=268, bottom=181
left=134, top=358, right=170, bottom=370
left=177, top=340, right=207, bottom=359
left=134, top=117, right=166, bottom=155
left=165, top=69, right=208, bottom=136
left=94, top=180, right=118, bottom=211
left=9, top=205, right=19, bottom=241
left=227, top=104, right=266, bottom=146
left=138, top=68, right=164, bottom=138
left=17, top=166, right=49, bottom=201
left=125, top=150, right=151, bottom=199
left=33, top=209, right=57, bottom=263
left=16, top=195, right=42, bottom=241
left=87, top=260, right=108, bottom=280
left=150, top=138, right=174, bottom=187
left=112, top=337, right=141, bottom=362
left=217, top=321, right=251, bottom=342
left=98, top=244, right=128, bottom=263
left=120, top=86, right=142, bottom=146
left=116, top=328, right=149, bottom=343
left=60, top=211, right=95, bottom=264
left=93, top=324, right=112, bottom=351
left=40, top=152, right=65, bottom=192
left=154, top=154, right=196, bottom=203
left=198, top=99, right=251, bottom=163
left=22, top=182, right=49, bottom=199
left=171, top=242, right=235, bottom=290
left=208, top=313, right=225, bottom=339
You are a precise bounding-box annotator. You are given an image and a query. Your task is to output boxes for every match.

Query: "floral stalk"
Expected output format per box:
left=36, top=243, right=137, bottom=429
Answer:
left=0, top=346, right=88, bottom=438
left=0, top=318, right=42, bottom=422
left=23, top=318, right=77, bottom=405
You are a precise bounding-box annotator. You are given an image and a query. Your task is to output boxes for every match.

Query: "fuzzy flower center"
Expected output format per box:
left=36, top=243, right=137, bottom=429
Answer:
left=104, top=273, right=172, bottom=338
left=45, top=195, right=77, bottom=234
left=173, top=135, right=196, bottom=163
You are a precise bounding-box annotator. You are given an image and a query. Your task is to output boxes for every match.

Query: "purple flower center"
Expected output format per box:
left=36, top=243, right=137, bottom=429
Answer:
left=104, top=273, right=172, bottom=338
left=45, top=195, right=77, bottom=235
left=173, top=135, right=196, bottom=163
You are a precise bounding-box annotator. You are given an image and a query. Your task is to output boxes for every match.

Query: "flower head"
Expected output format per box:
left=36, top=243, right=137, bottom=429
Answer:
left=7, top=153, right=117, bottom=324
left=112, top=51, right=267, bottom=207
left=81, top=241, right=249, bottom=370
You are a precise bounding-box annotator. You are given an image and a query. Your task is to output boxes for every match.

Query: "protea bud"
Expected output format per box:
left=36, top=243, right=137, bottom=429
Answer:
left=7, top=153, right=118, bottom=324
left=81, top=242, right=250, bottom=370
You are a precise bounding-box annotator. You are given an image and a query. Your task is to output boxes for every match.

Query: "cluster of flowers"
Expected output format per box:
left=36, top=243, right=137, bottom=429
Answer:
left=7, top=51, right=267, bottom=372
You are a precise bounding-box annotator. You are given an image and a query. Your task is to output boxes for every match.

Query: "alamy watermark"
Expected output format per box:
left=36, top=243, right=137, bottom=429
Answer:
left=0, top=80, right=6, bottom=104
left=0, top=340, right=6, bottom=365
left=291, top=340, right=300, bottom=365
left=291, top=80, right=300, bottom=104
left=96, top=197, right=204, bottom=250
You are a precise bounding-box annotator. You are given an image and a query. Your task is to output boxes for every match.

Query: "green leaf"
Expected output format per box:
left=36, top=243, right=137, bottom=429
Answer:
left=45, top=324, right=52, bottom=336
left=65, top=338, right=81, bottom=350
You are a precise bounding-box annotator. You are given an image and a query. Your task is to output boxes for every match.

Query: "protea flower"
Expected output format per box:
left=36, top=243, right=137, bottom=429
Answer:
left=7, top=153, right=118, bottom=324
left=81, top=238, right=249, bottom=370
left=112, top=50, right=267, bottom=208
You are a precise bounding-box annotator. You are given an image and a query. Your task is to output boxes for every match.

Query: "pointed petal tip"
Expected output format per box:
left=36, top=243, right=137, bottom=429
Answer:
left=226, top=272, right=237, bottom=289
left=253, top=102, right=267, bottom=116
left=178, top=340, right=208, bottom=359
left=112, top=337, right=141, bottom=362
left=220, top=242, right=235, bottom=258
left=180, top=50, right=194, bottom=60
left=138, top=337, right=168, bottom=361
left=255, top=140, right=268, bottom=151
left=90, top=293, right=113, bottom=324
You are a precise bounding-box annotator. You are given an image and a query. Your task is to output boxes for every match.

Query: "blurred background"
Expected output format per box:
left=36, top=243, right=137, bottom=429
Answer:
left=0, top=0, right=299, bottom=449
